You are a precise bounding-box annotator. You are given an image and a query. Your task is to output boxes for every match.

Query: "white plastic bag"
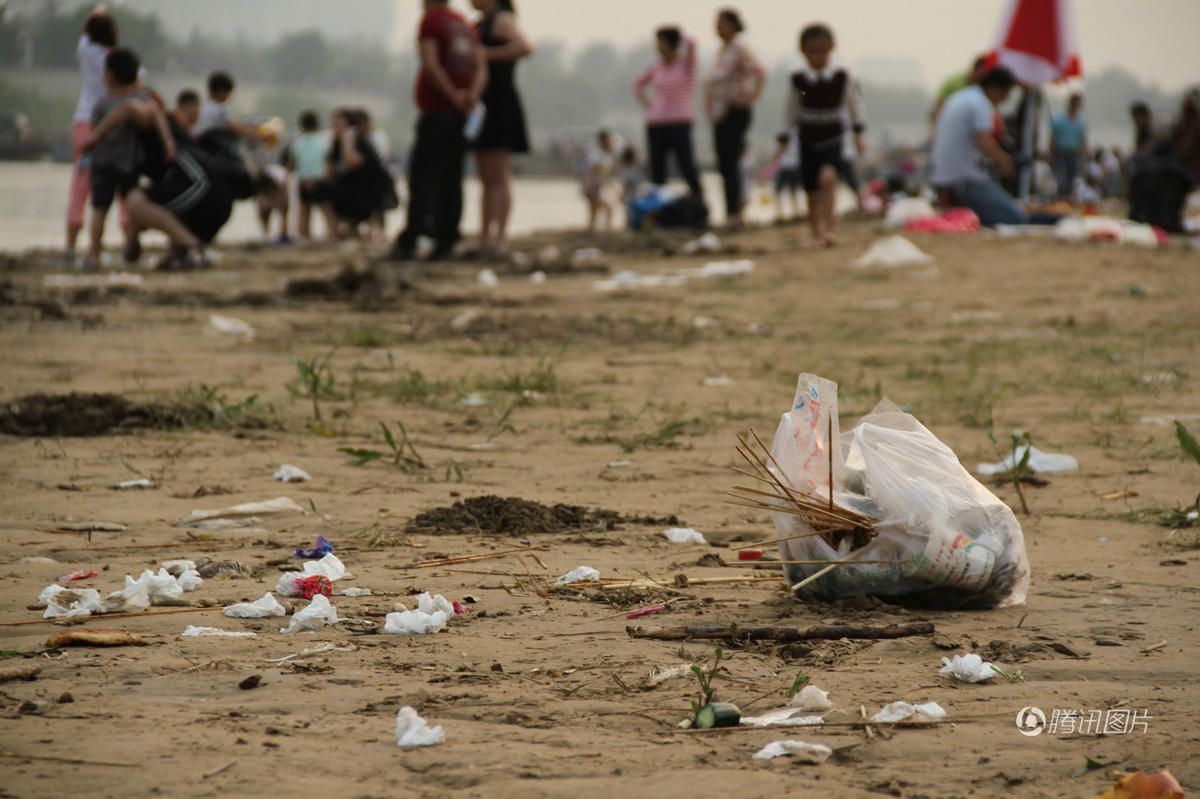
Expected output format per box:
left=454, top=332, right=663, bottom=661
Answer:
left=939, top=653, right=998, bottom=683
left=395, top=706, right=445, bottom=747
left=976, top=445, right=1078, bottom=475
left=853, top=235, right=932, bottom=268
left=554, top=566, right=600, bottom=585
left=664, top=527, right=706, bottom=544
left=751, top=740, right=832, bottom=763
left=224, top=592, right=288, bottom=618
left=302, top=553, right=348, bottom=581
left=280, top=594, right=338, bottom=633
left=872, top=701, right=946, bottom=723
left=384, top=609, right=448, bottom=635
left=273, top=464, right=311, bottom=483
left=38, top=585, right=105, bottom=619
left=770, top=374, right=1030, bottom=608
left=789, top=684, right=833, bottom=711
left=182, top=626, right=257, bottom=638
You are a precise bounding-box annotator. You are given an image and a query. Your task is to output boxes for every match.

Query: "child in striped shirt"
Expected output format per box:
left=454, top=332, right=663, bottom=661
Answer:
left=786, top=23, right=866, bottom=246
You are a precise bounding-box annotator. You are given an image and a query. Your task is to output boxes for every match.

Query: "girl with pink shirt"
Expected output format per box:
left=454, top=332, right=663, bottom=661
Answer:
left=633, top=27, right=705, bottom=203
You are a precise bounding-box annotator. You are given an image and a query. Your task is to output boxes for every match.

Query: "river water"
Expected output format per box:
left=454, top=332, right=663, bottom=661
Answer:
left=0, top=161, right=801, bottom=253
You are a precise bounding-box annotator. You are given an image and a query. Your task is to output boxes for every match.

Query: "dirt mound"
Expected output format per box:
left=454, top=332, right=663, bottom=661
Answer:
left=405, top=495, right=677, bottom=536
left=0, top=392, right=192, bottom=436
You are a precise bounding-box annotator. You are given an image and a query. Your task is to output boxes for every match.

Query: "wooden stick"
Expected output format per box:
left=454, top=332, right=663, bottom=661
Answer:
left=409, top=545, right=548, bottom=569
left=788, top=562, right=840, bottom=593
left=827, top=422, right=834, bottom=512
left=1, top=605, right=220, bottom=627
left=202, top=761, right=237, bottom=779
left=0, top=751, right=137, bottom=767
left=628, top=621, right=934, bottom=642
left=728, top=532, right=847, bottom=550
left=768, top=559, right=894, bottom=566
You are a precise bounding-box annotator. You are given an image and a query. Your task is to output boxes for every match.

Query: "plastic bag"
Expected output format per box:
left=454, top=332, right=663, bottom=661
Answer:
left=38, top=585, right=105, bottom=619
left=664, top=527, right=706, bottom=544
left=852, top=235, right=932, bottom=268
left=872, top=701, right=946, bottom=723
left=769, top=374, right=1029, bottom=608
left=751, top=740, right=832, bottom=763
left=939, top=653, right=998, bottom=683
left=280, top=594, right=338, bottom=633
left=554, top=566, right=600, bottom=585
left=224, top=592, right=287, bottom=619
left=395, top=706, right=445, bottom=747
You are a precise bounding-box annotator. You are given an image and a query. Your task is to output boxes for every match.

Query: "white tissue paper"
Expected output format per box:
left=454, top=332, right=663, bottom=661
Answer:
left=280, top=594, right=338, bottom=633
left=38, top=585, right=105, bottom=619
left=663, top=527, right=706, bottom=544
left=273, top=464, right=311, bottom=483
left=339, top=587, right=372, bottom=597
left=182, top=626, right=257, bottom=638
left=789, top=684, right=833, bottom=711
left=939, top=653, right=999, bottom=683
left=751, top=740, right=833, bottom=763
left=395, top=706, right=445, bottom=748
left=224, top=592, right=288, bottom=618
left=871, top=701, right=947, bottom=723
left=553, top=566, right=600, bottom=585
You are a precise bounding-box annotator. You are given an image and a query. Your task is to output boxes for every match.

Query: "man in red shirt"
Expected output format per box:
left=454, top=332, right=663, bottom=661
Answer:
left=390, top=0, right=487, bottom=260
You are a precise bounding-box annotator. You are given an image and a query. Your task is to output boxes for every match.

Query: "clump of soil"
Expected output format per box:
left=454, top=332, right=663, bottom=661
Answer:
left=0, top=392, right=189, bottom=436
left=405, top=494, right=678, bottom=536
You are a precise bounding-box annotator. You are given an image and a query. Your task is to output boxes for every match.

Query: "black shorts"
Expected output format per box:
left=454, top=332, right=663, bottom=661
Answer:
left=90, top=168, right=136, bottom=209
left=298, top=178, right=329, bottom=204
left=144, top=150, right=232, bottom=243
left=800, top=139, right=848, bottom=193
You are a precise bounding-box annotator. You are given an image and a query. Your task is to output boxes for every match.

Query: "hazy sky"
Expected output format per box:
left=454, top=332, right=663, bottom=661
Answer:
left=393, top=0, right=1198, bottom=91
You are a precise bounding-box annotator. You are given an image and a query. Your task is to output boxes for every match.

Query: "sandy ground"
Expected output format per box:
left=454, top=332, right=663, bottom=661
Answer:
left=1, top=219, right=1198, bottom=798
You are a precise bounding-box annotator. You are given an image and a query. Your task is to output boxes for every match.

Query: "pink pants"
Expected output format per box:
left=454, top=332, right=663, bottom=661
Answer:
left=67, top=120, right=129, bottom=229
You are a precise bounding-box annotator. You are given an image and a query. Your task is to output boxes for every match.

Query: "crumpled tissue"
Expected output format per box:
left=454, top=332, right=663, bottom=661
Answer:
left=395, top=706, right=445, bottom=747
left=224, top=592, right=288, bottom=618
left=740, top=707, right=826, bottom=728
left=664, top=527, right=706, bottom=544
left=939, top=653, right=999, bottom=683
left=750, top=740, right=832, bottom=763
left=976, top=445, right=1078, bottom=475
left=871, top=701, right=946, bottom=723
left=280, top=594, right=338, bottom=633
left=554, top=566, right=600, bottom=585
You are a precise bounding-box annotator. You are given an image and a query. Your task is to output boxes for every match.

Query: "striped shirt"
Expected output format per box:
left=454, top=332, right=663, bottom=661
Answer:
left=633, top=37, right=697, bottom=125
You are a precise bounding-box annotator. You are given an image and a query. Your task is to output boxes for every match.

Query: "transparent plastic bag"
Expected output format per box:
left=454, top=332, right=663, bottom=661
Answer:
left=771, top=374, right=1029, bottom=608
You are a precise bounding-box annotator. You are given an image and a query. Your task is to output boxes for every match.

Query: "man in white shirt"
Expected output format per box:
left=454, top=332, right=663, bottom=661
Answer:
left=930, top=66, right=1027, bottom=226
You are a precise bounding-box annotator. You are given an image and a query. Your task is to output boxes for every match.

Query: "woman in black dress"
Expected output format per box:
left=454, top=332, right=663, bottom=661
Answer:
left=469, top=0, right=533, bottom=257
left=325, top=108, right=395, bottom=239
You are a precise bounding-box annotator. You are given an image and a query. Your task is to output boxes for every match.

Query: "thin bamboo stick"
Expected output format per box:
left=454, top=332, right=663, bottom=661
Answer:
left=2, top=605, right=220, bottom=627
left=409, top=545, right=548, bottom=569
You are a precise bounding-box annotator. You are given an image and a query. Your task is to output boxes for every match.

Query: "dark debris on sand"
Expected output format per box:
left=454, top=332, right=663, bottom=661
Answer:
left=0, top=392, right=185, bottom=437
left=405, top=494, right=678, bottom=536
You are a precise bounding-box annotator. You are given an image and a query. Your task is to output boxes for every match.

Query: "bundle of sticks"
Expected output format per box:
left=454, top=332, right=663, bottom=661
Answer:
left=728, top=430, right=877, bottom=551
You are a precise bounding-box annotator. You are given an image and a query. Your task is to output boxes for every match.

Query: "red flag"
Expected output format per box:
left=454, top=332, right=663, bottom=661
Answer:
left=988, top=0, right=1082, bottom=85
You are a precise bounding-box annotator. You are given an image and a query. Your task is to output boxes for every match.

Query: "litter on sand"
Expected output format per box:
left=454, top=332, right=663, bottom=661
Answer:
left=1093, top=769, right=1184, bottom=799
left=224, top=593, right=287, bottom=618
left=554, top=566, right=600, bottom=585
left=204, top=315, right=256, bottom=341
left=789, top=684, right=833, bottom=711
left=737, top=373, right=1029, bottom=608
left=740, top=708, right=826, bottom=728
left=114, top=478, right=154, bottom=490
left=280, top=594, right=338, bottom=633
left=177, top=497, right=304, bottom=527
left=976, top=444, right=1078, bottom=475
left=384, top=592, right=454, bottom=635
left=664, top=527, right=706, bottom=544
left=395, top=706, right=445, bottom=748
left=338, top=587, right=372, bottom=597
left=182, top=626, right=258, bottom=638
left=750, top=740, right=832, bottom=763
left=871, top=701, right=947, bottom=723
left=274, top=464, right=311, bottom=483
left=939, top=653, right=999, bottom=683
left=592, top=261, right=754, bottom=291
left=853, top=235, right=933, bottom=268
left=294, top=535, right=333, bottom=558
left=37, top=585, right=105, bottom=619
left=680, top=231, right=721, bottom=254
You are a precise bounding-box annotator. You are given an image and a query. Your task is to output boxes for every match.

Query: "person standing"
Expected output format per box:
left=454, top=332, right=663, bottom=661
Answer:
left=785, top=23, right=866, bottom=246
left=633, top=27, right=705, bottom=205
left=389, top=0, right=487, bottom=261
left=704, top=8, right=764, bottom=227
left=930, top=67, right=1028, bottom=226
left=65, top=5, right=130, bottom=263
left=1050, top=93, right=1088, bottom=199
left=469, top=0, right=532, bottom=258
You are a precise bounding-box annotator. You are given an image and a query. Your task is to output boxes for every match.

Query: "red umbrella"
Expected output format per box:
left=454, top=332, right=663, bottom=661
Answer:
left=989, top=0, right=1082, bottom=86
